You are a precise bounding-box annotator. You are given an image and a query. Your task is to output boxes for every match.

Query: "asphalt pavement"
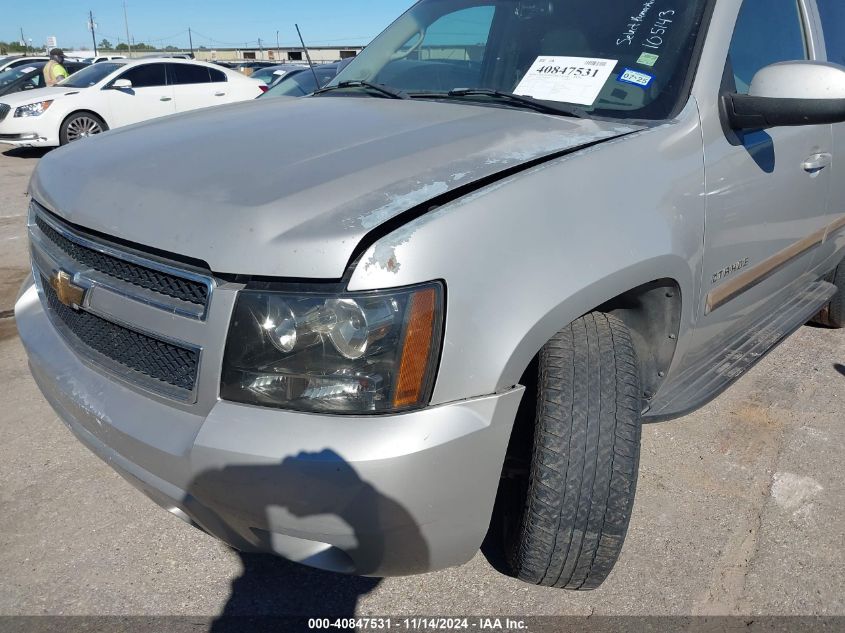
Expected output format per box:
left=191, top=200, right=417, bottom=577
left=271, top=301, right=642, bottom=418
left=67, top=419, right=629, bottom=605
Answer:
left=0, top=145, right=843, bottom=618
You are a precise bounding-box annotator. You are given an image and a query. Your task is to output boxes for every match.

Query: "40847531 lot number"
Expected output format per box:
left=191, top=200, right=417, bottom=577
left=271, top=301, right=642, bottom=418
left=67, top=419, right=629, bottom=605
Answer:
left=308, top=617, right=528, bottom=630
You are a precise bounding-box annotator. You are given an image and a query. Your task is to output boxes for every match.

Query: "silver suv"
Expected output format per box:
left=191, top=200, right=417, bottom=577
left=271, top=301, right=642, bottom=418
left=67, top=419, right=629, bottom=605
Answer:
left=15, top=0, right=845, bottom=589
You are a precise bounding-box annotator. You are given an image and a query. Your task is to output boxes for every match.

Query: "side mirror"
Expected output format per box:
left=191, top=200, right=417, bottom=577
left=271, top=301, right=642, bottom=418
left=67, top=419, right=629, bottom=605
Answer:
left=723, top=61, right=845, bottom=130
left=111, top=78, right=133, bottom=90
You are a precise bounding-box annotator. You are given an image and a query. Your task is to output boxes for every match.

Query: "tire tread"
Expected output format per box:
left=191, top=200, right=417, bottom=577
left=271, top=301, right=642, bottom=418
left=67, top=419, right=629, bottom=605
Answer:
left=509, top=312, right=642, bottom=590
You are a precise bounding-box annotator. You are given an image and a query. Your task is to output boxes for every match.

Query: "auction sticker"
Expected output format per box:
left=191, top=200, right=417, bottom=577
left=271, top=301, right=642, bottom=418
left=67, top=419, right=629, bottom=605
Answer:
left=514, top=56, right=617, bottom=106
left=636, top=52, right=659, bottom=67
left=618, top=67, right=654, bottom=87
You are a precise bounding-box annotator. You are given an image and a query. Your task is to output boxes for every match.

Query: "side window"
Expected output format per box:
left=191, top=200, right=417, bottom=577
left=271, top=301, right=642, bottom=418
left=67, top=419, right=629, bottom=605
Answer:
left=168, top=63, right=211, bottom=85
left=375, top=5, right=495, bottom=91
left=209, top=68, right=227, bottom=83
left=728, top=0, right=807, bottom=93
left=409, top=6, right=495, bottom=63
left=119, top=63, right=167, bottom=88
left=817, top=0, right=845, bottom=66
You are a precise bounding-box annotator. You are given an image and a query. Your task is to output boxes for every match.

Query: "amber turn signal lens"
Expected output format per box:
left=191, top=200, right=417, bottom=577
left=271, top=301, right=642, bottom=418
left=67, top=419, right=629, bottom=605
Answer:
left=394, top=287, right=437, bottom=408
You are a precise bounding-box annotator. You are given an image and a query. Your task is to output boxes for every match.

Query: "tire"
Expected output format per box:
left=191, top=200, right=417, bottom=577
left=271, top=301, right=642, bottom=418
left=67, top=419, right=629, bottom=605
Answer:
left=815, top=261, right=845, bottom=328
left=506, top=312, right=642, bottom=590
left=60, top=112, right=108, bottom=145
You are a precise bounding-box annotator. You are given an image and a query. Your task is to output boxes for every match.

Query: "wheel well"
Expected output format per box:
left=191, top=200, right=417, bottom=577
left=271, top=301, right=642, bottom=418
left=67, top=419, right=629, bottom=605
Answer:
left=61, top=110, right=109, bottom=132
left=484, top=280, right=681, bottom=565
left=502, top=278, right=682, bottom=474
left=596, top=279, right=682, bottom=402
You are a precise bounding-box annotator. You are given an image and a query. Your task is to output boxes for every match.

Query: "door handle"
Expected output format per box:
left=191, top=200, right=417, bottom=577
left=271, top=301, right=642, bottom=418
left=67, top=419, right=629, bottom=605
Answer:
left=803, top=153, right=832, bottom=173
left=160, top=96, right=172, bottom=102
left=214, top=92, right=226, bottom=97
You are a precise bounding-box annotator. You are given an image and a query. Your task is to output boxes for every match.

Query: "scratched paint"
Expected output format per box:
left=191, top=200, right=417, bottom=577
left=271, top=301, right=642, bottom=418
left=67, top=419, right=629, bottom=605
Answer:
left=357, top=182, right=449, bottom=230
left=483, top=128, right=636, bottom=165
left=361, top=135, right=625, bottom=274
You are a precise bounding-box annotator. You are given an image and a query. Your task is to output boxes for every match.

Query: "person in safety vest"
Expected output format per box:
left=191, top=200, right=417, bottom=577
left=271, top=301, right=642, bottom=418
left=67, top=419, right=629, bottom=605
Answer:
left=43, top=48, right=68, bottom=87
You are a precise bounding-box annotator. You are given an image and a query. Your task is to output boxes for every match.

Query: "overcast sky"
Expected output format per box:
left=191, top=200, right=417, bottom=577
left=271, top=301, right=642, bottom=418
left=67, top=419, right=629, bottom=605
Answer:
left=6, top=1, right=414, bottom=50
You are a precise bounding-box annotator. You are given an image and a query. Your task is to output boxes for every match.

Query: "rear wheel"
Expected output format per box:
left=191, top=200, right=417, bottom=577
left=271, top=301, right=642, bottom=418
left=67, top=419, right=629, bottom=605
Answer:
left=813, top=260, right=845, bottom=328
left=505, top=312, right=642, bottom=590
left=60, top=112, right=108, bottom=145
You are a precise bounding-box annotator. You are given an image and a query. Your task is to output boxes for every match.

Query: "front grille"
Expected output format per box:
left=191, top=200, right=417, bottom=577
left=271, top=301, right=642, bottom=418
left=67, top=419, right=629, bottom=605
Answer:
left=43, top=275, right=199, bottom=391
left=35, top=215, right=208, bottom=306
left=0, top=104, right=9, bottom=122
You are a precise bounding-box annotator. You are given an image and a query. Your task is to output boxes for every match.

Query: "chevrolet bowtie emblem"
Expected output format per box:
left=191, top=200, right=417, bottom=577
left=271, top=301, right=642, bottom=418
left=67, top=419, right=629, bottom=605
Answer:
left=49, top=270, right=87, bottom=309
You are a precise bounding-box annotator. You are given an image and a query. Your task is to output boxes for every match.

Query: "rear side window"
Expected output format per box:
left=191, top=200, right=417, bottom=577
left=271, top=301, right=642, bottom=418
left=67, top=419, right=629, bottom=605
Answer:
left=168, top=63, right=211, bottom=85
left=817, top=0, right=845, bottom=66
left=728, top=0, right=807, bottom=93
left=209, top=67, right=227, bottom=83
left=119, top=63, right=167, bottom=88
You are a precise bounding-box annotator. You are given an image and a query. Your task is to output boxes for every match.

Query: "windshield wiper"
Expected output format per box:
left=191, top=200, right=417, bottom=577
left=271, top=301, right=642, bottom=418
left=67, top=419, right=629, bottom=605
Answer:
left=411, top=88, right=589, bottom=118
left=314, top=80, right=410, bottom=100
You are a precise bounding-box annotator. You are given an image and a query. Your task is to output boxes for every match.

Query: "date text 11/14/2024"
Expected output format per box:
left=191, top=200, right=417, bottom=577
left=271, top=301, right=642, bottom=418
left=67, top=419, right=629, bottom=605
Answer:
left=307, top=617, right=529, bottom=631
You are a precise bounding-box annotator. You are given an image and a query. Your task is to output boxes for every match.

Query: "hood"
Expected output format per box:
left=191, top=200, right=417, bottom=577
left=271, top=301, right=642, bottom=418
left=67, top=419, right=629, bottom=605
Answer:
left=0, top=85, right=83, bottom=106
left=30, top=96, right=640, bottom=279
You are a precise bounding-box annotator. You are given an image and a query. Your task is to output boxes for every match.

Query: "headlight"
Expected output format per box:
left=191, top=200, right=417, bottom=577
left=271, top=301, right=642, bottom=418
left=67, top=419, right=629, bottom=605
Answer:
left=221, top=282, right=444, bottom=414
left=14, top=100, right=54, bottom=117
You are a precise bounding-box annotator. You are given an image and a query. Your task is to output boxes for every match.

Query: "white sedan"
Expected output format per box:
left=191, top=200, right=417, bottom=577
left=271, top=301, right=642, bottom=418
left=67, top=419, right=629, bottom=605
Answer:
left=0, top=58, right=265, bottom=147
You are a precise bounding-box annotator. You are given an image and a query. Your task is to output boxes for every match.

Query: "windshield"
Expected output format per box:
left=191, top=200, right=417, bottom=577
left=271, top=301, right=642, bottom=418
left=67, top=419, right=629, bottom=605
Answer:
left=329, top=0, right=711, bottom=119
left=0, top=65, right=41, bottom=87
left=61, top=62, right=123, bottom=88
left=263, top=67, right=339, bottom=97
left=250, top=68, right=284, bottom=84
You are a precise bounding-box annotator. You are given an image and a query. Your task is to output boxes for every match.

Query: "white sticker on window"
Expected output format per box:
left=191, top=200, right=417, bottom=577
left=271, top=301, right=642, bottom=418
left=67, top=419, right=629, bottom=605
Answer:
left=514, top=56, right=618, bottom=106
left=20, top=67, right=37, bottom=73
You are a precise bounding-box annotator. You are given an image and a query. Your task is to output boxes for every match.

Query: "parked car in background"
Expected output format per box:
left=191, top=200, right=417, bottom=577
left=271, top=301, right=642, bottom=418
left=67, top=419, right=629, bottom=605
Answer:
left=261, top=61, right=349, bottom=97
left=234, top=61, right=278, bottom=76
left=0, top=58, right=263, bottom=147
left=0, top=61, right=89, bottom=97
left=248, top=64, right=309, bottom=85
left=0, top=56, right=50, bottom=72
left=140, top=53, right=193, bottom=60
left=78, top=55, right=127, bottom=64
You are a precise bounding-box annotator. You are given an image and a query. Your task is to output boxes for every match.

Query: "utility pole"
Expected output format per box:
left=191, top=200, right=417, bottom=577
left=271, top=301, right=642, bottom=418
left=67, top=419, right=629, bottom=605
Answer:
left=123, top=1, right=132, bottom=58
left=258, top=37, right=263, bottom=60
left=276, top=30, right=280, bottom=63
left=88, top=10, right=98, bottom=56
left=188, top=27, right=194, bottom=58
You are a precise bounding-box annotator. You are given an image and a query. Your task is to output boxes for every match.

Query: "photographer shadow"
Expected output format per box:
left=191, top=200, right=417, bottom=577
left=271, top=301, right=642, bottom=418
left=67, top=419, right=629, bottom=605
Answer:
left=182, top=449, right=429, bottom=630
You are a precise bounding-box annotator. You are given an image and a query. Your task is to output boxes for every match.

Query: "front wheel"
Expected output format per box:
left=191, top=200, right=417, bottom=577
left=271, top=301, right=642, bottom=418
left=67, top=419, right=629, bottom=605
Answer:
left=60, top=112, right=108, bottom=145
left=506, top=312, right=642, bottom=590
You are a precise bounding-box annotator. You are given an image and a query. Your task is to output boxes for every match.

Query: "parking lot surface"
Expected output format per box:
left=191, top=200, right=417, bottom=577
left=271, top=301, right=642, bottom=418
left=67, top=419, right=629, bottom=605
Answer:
left=0, top=146, right=843, bottom=617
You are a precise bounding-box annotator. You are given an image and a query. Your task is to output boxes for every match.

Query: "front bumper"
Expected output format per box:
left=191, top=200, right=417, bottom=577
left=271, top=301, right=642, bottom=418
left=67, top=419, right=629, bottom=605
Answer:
left=0, top=132, right=55, bottom=147
left=0, top=111, right=58, bottom=146
left=16, top=279, right=523, bottom=576
left=0, top=132, right=52, bottom=147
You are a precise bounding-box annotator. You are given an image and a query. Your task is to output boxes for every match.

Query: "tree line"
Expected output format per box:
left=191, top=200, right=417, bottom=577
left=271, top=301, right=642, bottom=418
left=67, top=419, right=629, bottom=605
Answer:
left=1, top=40, right=189, bottom=55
